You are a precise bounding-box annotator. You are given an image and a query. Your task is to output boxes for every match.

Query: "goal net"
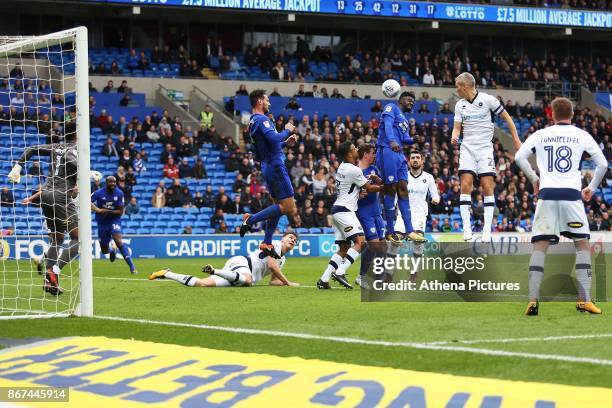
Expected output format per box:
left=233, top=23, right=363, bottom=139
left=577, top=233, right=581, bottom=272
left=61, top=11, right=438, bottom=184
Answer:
left=0, top=27, right=92, bottom=319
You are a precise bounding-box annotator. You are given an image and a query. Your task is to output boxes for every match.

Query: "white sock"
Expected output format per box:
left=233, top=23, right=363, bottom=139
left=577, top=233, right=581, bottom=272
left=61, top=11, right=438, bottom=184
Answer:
left=460, top=194, right=472, bottom=233
left=165, top=271, right=197, bottom=286
left=336, top=248, right=361, bottom=276
left=575, top=250, right=592, bottom=301
left=214, top=268, right=247, bottom=285
left=52, top=265, right=61, bottom=275
left=321, top=253, right=343, bottom=282
left=483, top=196, right=495, bottom=235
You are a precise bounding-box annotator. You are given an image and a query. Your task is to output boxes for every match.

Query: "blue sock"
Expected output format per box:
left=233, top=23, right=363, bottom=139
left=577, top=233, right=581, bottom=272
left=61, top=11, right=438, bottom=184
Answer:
left=383, top=194, right=396, bottom=234
left=109, top=246, right=116, bottom=255
left=264, top=214, right=281, bottom=244
left=397, top=196, right=414, bottom=234
left=118, top=244, right=136, bottom=272
left=248, top=204, right=282, bottom=225
left=359, top=244, right=374, bottom=276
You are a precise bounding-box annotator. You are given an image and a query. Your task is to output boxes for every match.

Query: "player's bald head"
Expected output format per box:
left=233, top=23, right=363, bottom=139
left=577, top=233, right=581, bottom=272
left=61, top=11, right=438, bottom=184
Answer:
left=455, top=72, right=475, bottom=89
left=105, top=175, right=117, bottom=189
left=551, top=97, right=574, bottom=122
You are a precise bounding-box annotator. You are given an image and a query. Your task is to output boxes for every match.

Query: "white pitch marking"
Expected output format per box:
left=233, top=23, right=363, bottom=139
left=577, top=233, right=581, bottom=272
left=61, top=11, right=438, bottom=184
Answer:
left=93, top=315, right=612, bottom=367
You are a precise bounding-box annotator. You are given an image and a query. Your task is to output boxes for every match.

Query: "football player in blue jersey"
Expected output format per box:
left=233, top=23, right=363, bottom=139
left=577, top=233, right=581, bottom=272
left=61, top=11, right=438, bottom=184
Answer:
left=240, top=90, right=299, bottom=259
left=377, top=90, right=426, bottom=244
left=91, top=176, right=137, bottom=274
left=355, top=143, right=387, bottom=288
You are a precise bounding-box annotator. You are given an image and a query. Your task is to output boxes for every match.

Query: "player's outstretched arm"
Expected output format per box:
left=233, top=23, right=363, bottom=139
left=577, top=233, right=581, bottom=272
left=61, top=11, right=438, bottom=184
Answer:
left=263, top=122, right=294, bottom=144
left=22, top=190, right=42, bottom=205
left=499, top=110, right=522, bottom=151
left=514, top=139, right=539, bottom=194
left=582, top=138, right=608, bottom=201
left=267, top=258, right=299, bottom=287
left=9, top=145, right=54, bottom=183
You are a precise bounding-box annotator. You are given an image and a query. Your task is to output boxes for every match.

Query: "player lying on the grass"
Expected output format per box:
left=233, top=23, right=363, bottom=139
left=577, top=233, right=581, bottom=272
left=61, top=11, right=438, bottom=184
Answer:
left=514, top=97, right=607, bottom=316
left=91, top=175, right=137, bottom=274
left=318, top=141, right=385, bottom=290
left=377, top=88, right=426, bottom=244
left=395, top=149, right=440, bottom=257
left=149, top=232, right=300, bottom=287
left=240, top=90, right=300, bottom=259
left=355, top=143, right=387, bottom=289
left=452, top=72, right=522, bottom=242
left=8, top=122, right=79, bottom=296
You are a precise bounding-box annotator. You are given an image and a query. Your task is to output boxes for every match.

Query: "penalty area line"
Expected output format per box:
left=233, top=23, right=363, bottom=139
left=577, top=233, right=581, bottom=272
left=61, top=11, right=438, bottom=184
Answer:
left=93, top=315, right=612, bottom=367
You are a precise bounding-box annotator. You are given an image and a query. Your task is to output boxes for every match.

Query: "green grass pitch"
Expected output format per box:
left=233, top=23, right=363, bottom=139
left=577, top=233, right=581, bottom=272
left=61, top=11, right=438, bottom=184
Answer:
left=0, top=256, right=611, bottom=389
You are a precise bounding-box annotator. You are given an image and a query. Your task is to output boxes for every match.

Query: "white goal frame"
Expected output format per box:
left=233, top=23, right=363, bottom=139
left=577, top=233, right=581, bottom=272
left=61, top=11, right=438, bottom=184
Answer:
left=0, top=26, right=92, bottom=319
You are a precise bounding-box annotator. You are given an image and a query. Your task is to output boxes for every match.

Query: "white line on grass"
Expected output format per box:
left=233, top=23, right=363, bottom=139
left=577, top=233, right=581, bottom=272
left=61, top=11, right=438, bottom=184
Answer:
left=425, top=333, right=612, bottom=345
left=93, top=315, right=612, bottom=367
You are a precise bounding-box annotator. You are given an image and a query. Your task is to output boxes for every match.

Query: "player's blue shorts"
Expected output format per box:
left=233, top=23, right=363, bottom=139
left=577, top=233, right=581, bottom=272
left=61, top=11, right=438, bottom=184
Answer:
left=98, top=222, right=122, bottom=247
left=357, top=213, right=385, bottom=241
left=376, top=146, right=407, bottom=185
left=262, top=163, right=294, bottom=200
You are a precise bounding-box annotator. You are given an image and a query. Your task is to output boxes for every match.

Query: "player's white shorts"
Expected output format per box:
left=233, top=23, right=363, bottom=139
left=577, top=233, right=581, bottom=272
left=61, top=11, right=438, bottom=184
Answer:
left=459, top=143, right=496, bottom=177
left=332, top=211, right=364, bottom=243
left=211, top=256, right=253, bottom=287
left=532, top=199, right=590, bottom=243
left=395, top=211, right=427, bottom=234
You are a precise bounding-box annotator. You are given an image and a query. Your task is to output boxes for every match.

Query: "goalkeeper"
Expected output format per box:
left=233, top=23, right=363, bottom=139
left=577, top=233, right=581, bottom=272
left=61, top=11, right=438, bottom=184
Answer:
left=8, top=122, right=79, bottom=296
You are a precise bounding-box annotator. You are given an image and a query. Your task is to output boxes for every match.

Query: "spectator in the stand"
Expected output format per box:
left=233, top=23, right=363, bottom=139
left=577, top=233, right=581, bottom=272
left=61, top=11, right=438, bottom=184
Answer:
left=189, top=59, right=202, bottom=77
left=179, top=187, right=193, bottom=208
left=312, top=85, right=322, bottom=98
left=314, top=201, right=330, bottom=227
left=133, top=152, right=145, bottom=174
left=117, top=80, right=130, bottom=94
left=229, top=195, right=246, bottom=214
left=215, top=221, right=229, bottom=234
left=119, top=94, right=131, bottom=106
left=423, top=70, right=435, bottom=85
left=194, top=192, right=205, bottom=208
left=193, top=158, right=207, bottom=179
left=0, top=187, right=14, bottom=207
left=102, top=80, right=115, bottom=93
left=418, top=103, right=431, bottom=114
left=179, top=158, right=194, bottom=178
left=200, top=104, right=214, bottom=129
left=163, top=157, right=179, bottom=179
left=371, top=101, right=383, bottom=112
left=183, top=225, right=193, bottom=234
left=236, top=84, right=249, bottom=96
left=350, top=89, right=361, bottom=99
left=271, top=62, right=285, bottom=80
left=9, top=64, right=23, bottom=78
left=590, top=214, right=610, bottom=231
left=115, top=133, right=129, bottom=156
left=125, top=197, right=140, bottom=216
left=119, top=149, right=133, bottom=169
left=440, top=102, right=452, bottom=114
left=285, top=98, right=301, bottom=110
left=202, top=185, right=215, bottom=208
left=165, top=187, right=180, bottom=208
left=103, top=115, right=118, bottom=135
left=330, top=88, right=344, bottom=98
left=216, top=194, right=234, bottom=214
left=210, top=208, right=225, bottom=228
left=294, top=84, right=306, bottom=97
left=146, top=125, right=160, bottom=143
left=270, top=87, right=281, bottom=97
left=102, top=137, right=118, bottom=158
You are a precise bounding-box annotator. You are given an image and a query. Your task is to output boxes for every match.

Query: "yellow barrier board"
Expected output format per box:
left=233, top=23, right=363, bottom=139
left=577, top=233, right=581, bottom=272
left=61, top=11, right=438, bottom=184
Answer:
left=0, top=336, right=610, bottom=407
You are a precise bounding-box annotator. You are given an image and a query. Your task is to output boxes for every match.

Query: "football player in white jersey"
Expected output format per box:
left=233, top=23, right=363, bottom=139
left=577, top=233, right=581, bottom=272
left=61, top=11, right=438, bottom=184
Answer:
left=317, top=141, right=384, bottom=289
left=148, top=232, right=300, bottom=287
left=395, top=150, right=440, bottom=256
left=514, top=97, right=607, bottom=316
left=451, top=72, right=522, bottom=242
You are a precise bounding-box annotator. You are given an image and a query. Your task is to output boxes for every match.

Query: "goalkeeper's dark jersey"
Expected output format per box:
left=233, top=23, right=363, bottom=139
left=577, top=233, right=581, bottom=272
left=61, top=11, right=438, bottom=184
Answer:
left=18, top=143, right=78, bottom=194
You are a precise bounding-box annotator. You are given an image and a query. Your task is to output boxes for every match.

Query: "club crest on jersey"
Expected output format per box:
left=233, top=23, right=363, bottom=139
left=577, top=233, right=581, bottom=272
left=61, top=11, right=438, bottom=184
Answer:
left=567, top=222, right=583, bottom=228
left=344, top=226, right=353, bottom=233
left=385, top=105, right=392, bottom=112
left=388, top=176, right=395, bottom=182
left=263, top=121, right=270, bottom=128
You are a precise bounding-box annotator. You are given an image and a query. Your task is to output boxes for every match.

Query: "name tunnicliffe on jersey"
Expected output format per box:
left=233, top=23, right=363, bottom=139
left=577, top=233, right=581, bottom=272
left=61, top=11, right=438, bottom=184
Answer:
left=542, top=136, right=580, bottom=144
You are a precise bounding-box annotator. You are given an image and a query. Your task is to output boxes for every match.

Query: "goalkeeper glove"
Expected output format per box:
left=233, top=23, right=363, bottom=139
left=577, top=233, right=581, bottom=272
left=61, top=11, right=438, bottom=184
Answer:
left=8, top=164, right=22, bottom=183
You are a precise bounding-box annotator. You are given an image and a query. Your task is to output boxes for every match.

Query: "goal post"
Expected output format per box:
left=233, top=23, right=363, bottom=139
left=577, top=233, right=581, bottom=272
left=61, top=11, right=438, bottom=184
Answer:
left=0, top=26, right=92, bottom=319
